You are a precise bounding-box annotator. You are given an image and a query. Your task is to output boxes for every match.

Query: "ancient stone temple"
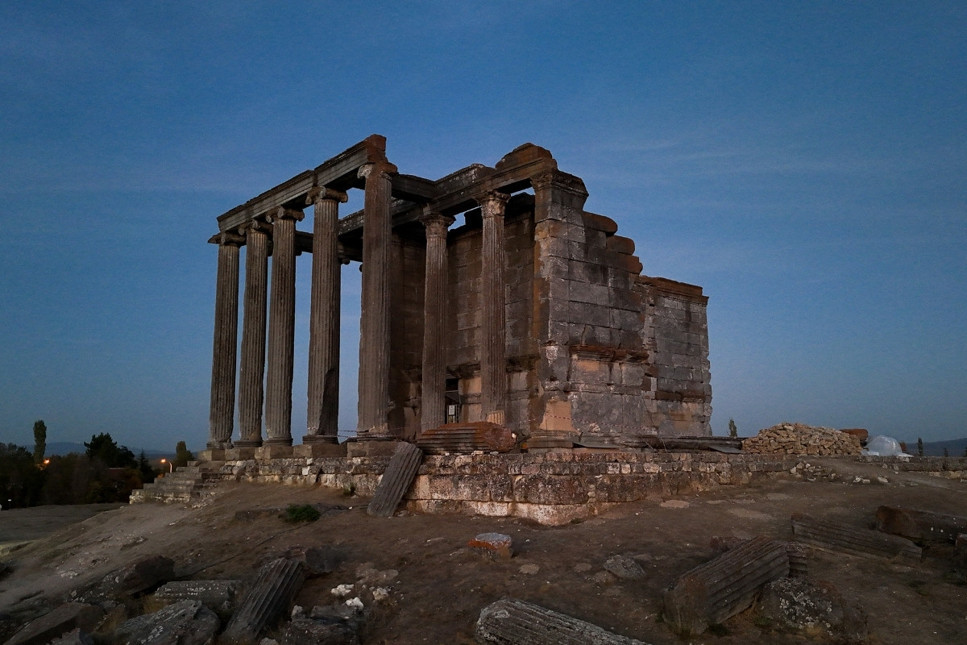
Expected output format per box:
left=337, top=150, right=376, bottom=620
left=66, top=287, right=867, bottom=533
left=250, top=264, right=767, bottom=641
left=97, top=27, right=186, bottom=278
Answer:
left=205, top=135, right=711, bottom=455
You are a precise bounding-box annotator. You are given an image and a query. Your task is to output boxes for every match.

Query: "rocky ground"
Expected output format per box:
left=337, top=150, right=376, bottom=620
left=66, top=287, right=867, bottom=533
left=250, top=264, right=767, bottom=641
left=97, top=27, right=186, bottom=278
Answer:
left=1, top=456, right=965, bottom=644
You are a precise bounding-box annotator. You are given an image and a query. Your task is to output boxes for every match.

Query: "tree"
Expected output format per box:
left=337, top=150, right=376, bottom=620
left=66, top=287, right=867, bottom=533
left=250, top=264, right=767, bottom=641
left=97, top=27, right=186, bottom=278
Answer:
left=174, top=441, right=194, bottom=468
left=917, top=437, right=924, bottom=457
left=728, top=418, right=738, bottom=439
left=943, top=447, right=949, bottom=458
left=84, top=433, right=136, bottom=469
left=32, top=420, right=47, bottom=465
left=0, top=444, right=45, bottom=508
left=137, top=451, right=156, bottom=485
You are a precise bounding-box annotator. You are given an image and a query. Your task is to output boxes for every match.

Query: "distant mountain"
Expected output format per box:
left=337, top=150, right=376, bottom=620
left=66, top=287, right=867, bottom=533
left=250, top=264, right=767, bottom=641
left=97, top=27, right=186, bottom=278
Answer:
left=917, top=437, right=967, bottom=458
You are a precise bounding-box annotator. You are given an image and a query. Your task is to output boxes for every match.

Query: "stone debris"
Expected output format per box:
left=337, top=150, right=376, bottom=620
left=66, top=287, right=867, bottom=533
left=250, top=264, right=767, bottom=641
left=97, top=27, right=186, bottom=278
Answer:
left=281, top=617, right=360, bottom=645
left=102, top=554, right=175, bottom=597
left=416, top=422, right=516, bottom=454
left=603, top=555, right=646, bottom=580
left=475, top=597, right=647, bottom=644
left=518, top=564, right=540, bottom=575
left=659, top=500, right=689, bottom=509
left=468, top=533, right=513, bottom=560
left=221, top=557, right=306, bottom=644
left=662, top=536, right=789, bottom=636
left=113, top=599, right=219, bottom=645
left=330, top=584, right=353, bottom=598
left=875, top=506, right=967, bottom=544
left=152, top=579, right=240, bottom=620
left=3, top=603, right=103, bottom=645
left=742, top=423, right=861, bottom=456
left=791, top=513, right=922, bottom=562
left=756, top=577, right=868, bottom=643
left=288, top=546, right=343, bottom=576
left=367, top=442, right=423, bottom=518
left=47, top=628, right=93, bottom=645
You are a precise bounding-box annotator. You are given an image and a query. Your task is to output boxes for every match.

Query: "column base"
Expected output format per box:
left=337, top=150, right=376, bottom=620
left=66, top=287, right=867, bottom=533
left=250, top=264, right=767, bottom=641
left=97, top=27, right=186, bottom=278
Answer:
left=198, top=449, right=227, bottom=462
left=263, top=436, right=293, bottom=447
left=293, top=442, right=346, bottom=458
left=225, top=447, right=259, bottom=460
left=234, top=439, right=263, bottom=448
left=302, top=434, right=339, bottom=444
left=255, top=445, right=294, bottom=459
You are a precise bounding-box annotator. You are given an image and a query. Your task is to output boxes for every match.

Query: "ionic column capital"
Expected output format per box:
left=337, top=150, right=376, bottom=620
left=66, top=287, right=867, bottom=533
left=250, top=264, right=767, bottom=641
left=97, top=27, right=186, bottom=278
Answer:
left=419, top=210, right=455, bottom=239
left=267, top=207, right=306, bottom=224
left=475, top=191, right=510, bottom=218
left=307, top=186, right=349, bottom=205
left=239, top=220, right=271, bottom=236
left=357, top=160, right=398, bottom=181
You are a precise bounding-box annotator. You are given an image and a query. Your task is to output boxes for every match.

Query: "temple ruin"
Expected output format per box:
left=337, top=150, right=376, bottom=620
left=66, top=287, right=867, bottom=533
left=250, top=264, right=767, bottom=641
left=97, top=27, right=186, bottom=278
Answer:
left=204, top=135, right=711, bottom=457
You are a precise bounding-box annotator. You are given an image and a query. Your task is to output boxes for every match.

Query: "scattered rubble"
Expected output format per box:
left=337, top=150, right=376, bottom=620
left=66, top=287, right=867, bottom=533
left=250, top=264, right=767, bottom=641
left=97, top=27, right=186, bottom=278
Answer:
left=603, top=555, right=646, bottom=580
left=2, top=602, right=103, bottom=645
left=114, top=599, right=219, bottom=645
left=151, top=579, right=240, bottom=620
left=756, top=577, right=868, bottom=643
left=468, top=533, right=514, bottom=560
left=475, top=597, right=646, bottom=644
left=743, top=423, right=861, bottom=456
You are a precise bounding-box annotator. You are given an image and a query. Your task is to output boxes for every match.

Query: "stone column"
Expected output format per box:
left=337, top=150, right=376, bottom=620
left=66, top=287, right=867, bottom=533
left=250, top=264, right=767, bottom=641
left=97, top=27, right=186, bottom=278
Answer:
left=419, top=210, right=455, bottom=431
left=236, top=221, right=270, bottom=448
left=478, top=191, right=510, bottom=425
left=208, top=231, right=244, bottom=450
left=305, top=187, right=347, bottom=444
left=264, top=207, right=304, bottom=446
left=356, top=160, right=397, bottom=436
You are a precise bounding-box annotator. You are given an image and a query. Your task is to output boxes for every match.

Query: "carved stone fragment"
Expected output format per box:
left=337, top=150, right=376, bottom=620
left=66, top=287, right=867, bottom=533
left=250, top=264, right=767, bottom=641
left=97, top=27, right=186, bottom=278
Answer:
left=416, top=422, right=516, bottom=454
left=792, top=513, right=922, bottom=561
left=114, top=600, right=219, bottom=645
left=367, top=442, right=423, bottom=517
left=875, top=506, right=967, bottom=544
left=152, top=580, right=240, bottom=620
left=3, top=603, right=103, bottom=645
left=662, top=535, right=789, bottom=635
left=475, top=598, right=647, bottom=644
left=221, top=557, right=306, bottom=644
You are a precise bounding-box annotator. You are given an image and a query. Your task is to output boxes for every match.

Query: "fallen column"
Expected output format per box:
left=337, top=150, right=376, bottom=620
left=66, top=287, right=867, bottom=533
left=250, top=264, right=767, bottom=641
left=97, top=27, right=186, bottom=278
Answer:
left=475, top=597, right=648, bottom=644
left=367, top=442, right=423, bottom=517
left=416, top=422, right=516, bottom=454
left=662, top=535, right=789, bottom=636
left=221, top=557, right=306, bottom=644
left=792, top=513, right=922, bottom=561
left=875, top=506, right=967, bottom=544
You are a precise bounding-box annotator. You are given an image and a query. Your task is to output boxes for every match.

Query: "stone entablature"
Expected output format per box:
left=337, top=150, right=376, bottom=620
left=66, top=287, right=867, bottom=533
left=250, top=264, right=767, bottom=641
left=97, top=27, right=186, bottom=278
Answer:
left=205, top=136, right=713, bottom=452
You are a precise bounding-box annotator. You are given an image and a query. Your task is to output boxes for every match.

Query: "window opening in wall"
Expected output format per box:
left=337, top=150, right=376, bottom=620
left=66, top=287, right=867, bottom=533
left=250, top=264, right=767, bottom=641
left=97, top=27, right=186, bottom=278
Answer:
left=445, top=377, right=461, bottom=424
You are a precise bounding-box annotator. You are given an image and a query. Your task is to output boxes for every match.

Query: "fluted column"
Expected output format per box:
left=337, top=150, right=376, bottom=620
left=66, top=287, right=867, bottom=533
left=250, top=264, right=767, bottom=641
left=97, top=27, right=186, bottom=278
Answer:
left=306, top=187, right=348, bottom=443
left=419, top=210, right=454, bottom=431
left=356, top=160, right=397, bottom=436
left=478, top=191, right=510, bottom=425
left=236, top=221, right=270, bottom=447
left=264, top=207, right=304, bottom=445
left=208, top=231, right=244, bottom=449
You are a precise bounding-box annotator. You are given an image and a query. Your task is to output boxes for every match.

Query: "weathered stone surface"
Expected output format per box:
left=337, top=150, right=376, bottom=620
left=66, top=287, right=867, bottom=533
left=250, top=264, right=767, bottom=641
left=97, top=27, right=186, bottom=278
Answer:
left=416, top=422, right=516, bottom=454
left=281, top=617, right=360, bottom=645
left=603, top=555, right=646, bottom=580
left=367, top=442, right=423, bottom=517
left=221, top=558, right=306, bottom=644
left=47, top=628, right=93, bottom=645
left=662, top=536, right=789, bottom=635
left=756, top=577, right=868, bottom=643
left=152, top=580, right=240, bottom=620
left=792, top=513, right=922, bottom=562
left=475, top=597, right=646, bottom=644
left=469, top=533, right=513, bottom=560
left=103, top=555, right=175, bottom=596
left=3, top=603, right=103, bottom=645
left=114, top=599, right=219, bottom=645
left=875, top=506, right=967, bottom=544
left=743, top=424, right=861, bottom=456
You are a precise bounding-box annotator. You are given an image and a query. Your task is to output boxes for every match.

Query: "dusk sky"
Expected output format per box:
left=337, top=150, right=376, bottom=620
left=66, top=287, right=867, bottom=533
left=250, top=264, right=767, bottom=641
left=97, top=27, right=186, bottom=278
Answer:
left=1, top=2, right=964, bottom=452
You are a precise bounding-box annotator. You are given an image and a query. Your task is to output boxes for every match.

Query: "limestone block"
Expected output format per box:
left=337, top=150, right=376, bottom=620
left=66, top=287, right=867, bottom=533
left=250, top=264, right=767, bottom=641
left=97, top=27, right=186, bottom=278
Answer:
left=153, top=580, right=240, bottom=620
left=103, top=554, right=175, bottom=597
left=221, top=558, right=306, bottom=644
left=468, top=533, right=513, bottom=560
left=114, top=600, right=219, bottom=645
left=475, top=598, right=644, bottom=644
left=3, top=603, right=103, bottom=645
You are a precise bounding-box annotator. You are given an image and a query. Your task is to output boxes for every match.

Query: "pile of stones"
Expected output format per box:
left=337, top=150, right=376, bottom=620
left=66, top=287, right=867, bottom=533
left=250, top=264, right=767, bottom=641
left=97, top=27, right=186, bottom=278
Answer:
left=742, top=423, right=862, bottom=456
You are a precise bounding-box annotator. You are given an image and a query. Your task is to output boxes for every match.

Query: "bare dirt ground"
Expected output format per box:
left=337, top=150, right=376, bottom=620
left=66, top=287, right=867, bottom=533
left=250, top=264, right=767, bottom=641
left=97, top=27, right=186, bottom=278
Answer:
left=1, top=457, right=965, bottom=644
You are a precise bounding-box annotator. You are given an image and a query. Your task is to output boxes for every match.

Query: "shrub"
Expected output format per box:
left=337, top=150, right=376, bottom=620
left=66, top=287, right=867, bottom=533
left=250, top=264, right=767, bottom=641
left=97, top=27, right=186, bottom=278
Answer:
left=282, top=504, right=321, bottom=523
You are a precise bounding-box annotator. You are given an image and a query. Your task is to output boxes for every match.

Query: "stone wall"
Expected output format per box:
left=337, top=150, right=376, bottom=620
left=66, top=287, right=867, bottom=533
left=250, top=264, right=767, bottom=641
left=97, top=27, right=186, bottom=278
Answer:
left=640, top=277, right=712, bottom=436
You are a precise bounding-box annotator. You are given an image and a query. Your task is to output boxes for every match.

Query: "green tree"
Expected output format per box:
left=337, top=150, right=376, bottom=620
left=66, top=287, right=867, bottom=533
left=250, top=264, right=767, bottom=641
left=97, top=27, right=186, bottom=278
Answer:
left=0, top=444, right=45, bottom=507
left=917, top=437, right=924, bottom=457
left=32, top=420, right=47, bottom=465
left=137, top=451, right=156, bottom=485
left=174, top=441, right=194, bottom=468
left=84, top=433, right=136, bottom=469
left=728, top=418, right=738, bottom=439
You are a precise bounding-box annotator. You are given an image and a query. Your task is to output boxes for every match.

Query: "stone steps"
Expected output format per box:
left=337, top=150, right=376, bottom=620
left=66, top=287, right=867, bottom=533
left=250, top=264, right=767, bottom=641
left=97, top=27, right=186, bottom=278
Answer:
left=131, top=462, right=226, bottom=504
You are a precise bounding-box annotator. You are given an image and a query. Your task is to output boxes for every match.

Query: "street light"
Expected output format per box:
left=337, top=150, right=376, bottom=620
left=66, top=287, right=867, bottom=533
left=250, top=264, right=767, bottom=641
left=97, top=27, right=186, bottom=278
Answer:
left=160, top=458, right=173, bottom=474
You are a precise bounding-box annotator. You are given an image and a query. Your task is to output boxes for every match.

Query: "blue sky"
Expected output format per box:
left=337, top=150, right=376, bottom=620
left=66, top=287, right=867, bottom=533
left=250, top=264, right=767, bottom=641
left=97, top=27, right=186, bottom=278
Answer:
left=1, top=2, right=964, bottom=451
